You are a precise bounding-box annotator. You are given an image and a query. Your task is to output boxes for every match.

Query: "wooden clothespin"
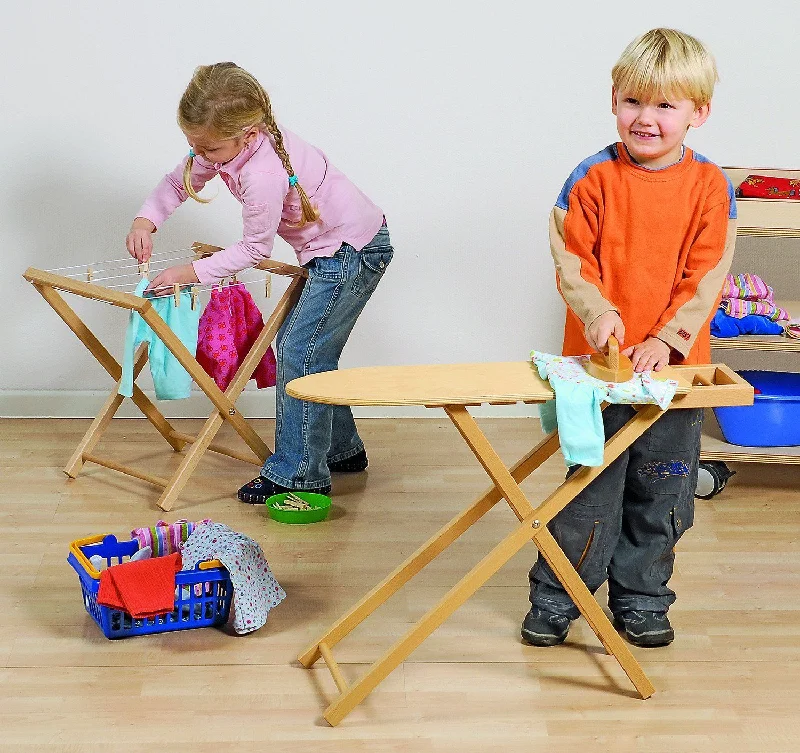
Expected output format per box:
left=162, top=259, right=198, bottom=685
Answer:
left=138, top=260, right=150, bottom=279
left=86, top=266, right=93, bottom=283
left=231, top=273, right=238, bottom=285
left=173, top=284, right=180, bottom=307
left=191, top=287, right=198, bottom=310
left=265, top=273, right=272, bottom=298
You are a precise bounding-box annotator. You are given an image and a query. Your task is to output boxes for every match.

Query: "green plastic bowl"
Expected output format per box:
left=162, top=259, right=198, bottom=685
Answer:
left=265, top=492, right=332, bottom=524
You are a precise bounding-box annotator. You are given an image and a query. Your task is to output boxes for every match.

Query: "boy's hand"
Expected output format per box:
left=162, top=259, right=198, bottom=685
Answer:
left=126, top=217, right=156, bottom=263
left=586, top=310, right=625, bottom=351
left=145, top=263, right=199, bottom=293
left=622, top=337, right=671, bottom=373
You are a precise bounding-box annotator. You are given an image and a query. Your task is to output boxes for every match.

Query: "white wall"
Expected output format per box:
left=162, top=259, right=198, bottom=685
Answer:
left=1, top=0, right=798, bottom=416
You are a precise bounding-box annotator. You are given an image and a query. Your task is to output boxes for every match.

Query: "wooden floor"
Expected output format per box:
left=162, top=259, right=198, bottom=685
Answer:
left=2, top=417, right=800, bottom=752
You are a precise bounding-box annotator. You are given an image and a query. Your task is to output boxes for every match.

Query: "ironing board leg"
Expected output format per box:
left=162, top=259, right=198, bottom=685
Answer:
left=445, top=405, right=656, bottom=695
left=297, top=431, right=562, bottom=668
left=320, top=511, right=546, bottom=726
left=533, top=524, right=655, bottom=698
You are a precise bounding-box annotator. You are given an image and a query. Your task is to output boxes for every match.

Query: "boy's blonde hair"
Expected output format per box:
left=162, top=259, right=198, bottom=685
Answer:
left=177, top=62, right=319, bottom=225
left=611, top=28, right=718, bottom=107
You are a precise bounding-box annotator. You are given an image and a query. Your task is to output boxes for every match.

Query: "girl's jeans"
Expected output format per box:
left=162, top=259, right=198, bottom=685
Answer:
left=529, top=404, right=703, bottom=617
left=260, top=223, right=393, bottom=490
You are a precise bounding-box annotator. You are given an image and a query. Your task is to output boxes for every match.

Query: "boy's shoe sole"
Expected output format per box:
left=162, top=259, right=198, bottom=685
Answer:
left=613, top=610, right=674, bottom=647
left=237, top=476, right=331, bottom=504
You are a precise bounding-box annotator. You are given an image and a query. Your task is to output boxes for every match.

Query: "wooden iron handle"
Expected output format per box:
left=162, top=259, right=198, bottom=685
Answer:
left=606, top=336, right=620, bottom=371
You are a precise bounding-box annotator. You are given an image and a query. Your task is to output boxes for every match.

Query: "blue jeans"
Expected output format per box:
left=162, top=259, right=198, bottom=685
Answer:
left=529, top=404, right=703, bottom=618
left=260, top=223, right=393, bottom=490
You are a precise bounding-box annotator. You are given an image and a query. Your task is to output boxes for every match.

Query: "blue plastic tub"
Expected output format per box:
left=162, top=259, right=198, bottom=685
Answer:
left=68, top=534, right=233, bottom=639
left=713, top=371, right=800, bottom=447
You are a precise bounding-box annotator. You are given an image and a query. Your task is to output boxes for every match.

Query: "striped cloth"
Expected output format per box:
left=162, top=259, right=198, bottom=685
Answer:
left=720, top=273, right=789, bottom=322
left=131, top=519, right=210, bottom=557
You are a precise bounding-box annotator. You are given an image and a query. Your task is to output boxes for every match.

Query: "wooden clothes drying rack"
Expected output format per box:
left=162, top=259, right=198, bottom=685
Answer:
left=285, top=361, right=754, bottom=726
left=23, top=242, right=307, bottom=511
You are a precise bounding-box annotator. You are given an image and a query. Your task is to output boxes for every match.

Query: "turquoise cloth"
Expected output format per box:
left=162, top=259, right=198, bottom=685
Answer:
left=533, top=351, right=679, bottom=468
left=538, top=379, right=605, bottom=467
left=119, top=279, right=201, bottom=400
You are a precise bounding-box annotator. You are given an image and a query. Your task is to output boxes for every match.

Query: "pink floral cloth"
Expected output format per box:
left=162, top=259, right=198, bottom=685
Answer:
left=180, top=522, right=286, bottom=634
left=196, top=283, right=277, bottom=391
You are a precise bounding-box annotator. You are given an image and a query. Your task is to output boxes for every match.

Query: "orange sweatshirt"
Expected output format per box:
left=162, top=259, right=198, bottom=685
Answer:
left=550, top=143, right=737, bottom=364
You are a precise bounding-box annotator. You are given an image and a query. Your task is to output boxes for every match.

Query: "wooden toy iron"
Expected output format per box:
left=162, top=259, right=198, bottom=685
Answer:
left=586, top=335, right=634, bottom=382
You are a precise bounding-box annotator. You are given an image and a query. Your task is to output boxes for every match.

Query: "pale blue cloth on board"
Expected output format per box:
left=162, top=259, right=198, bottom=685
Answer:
left=533, top=351, right=679, bottom=468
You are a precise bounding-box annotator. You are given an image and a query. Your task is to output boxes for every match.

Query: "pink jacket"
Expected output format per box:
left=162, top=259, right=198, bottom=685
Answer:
left=137, top=128, right=384, bottom=284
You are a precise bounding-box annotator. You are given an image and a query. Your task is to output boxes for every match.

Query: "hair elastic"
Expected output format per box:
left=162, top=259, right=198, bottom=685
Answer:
left=189, top=148, right=196, bottom=158
left=288, top=175, right=298, bottom=187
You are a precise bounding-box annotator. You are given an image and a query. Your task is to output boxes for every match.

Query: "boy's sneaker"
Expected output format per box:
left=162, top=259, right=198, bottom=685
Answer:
left=237, top=476, right=331, bottom=504
left=329, top=450, right=368, bottom=473
left=520, top=607, right=571, bottom=647
left=613, top=610, right=674, bottom=647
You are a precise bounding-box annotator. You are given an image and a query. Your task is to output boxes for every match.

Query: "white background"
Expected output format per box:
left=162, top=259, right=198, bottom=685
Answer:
left=1, top=0, right=797, bottom=416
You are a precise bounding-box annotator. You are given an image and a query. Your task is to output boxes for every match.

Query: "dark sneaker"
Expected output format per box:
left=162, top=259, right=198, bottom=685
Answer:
left=520, top=607, right=571, bottom=647
left=237, top=476, right=331, bottom=504
left=613, top=610, right=674, bottom=647
left=329, top=450, right=368, bottom=473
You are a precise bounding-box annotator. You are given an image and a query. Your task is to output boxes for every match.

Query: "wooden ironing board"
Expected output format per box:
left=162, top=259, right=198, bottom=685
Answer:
left=23, top=242, right=307, bottom=511
left=287, top=361, right=753, bottom=726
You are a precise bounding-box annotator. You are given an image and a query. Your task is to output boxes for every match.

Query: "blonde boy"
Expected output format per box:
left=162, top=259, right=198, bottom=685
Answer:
left=522, top=29, right=736, bottom=648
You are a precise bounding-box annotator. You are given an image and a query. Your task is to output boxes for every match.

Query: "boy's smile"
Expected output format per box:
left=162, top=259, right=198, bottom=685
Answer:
left=612, top=87, right=710, bottom=169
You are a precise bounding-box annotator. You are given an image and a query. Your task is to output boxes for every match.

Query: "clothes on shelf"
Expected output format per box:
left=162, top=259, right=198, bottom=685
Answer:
left=710, top=309, right=784, bottom=337
left=720, top=273, right=789, bottom=322
left=736, top=174, right=800, bottom=200
left=532, top=351, right=679, bottom=468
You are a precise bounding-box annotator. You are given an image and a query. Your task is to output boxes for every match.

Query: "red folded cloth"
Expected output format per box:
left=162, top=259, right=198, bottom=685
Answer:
left=737, top=175, right=800, bottom=200
left=97, top=552, right=182, bottom=619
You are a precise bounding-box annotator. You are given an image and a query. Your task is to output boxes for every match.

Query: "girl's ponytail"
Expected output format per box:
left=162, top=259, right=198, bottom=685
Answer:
left=182, top=150, right=212, bottom=204
left=256, top=84, right=319, bottom=227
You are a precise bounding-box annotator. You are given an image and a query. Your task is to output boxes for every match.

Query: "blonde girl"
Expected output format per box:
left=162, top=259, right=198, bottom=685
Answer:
left=127, top=62, right=392, bottom=500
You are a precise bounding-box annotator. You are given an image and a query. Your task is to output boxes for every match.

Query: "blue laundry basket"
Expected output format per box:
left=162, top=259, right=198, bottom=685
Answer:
left=68, top=534, right=233, bottom=639
left=713, top=371, right=800, bottom=447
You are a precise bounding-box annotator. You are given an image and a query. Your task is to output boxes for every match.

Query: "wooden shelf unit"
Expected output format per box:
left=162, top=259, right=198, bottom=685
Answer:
left=701, top=168, right=800, bottom=469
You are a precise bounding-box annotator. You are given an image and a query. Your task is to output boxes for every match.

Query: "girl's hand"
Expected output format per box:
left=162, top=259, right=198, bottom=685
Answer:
left=586, top=310, right=625, bottom=351
left=622, top=337, right=671, bottom=373
left=145, top=263, right=199, bottom=293
left=126, top=218, right=156, bottom=263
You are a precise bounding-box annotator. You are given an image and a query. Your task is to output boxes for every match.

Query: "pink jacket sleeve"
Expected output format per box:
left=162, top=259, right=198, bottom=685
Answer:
left=136, top=158, right=216, bottom=228
left=192, top=170, right=288, bottom=284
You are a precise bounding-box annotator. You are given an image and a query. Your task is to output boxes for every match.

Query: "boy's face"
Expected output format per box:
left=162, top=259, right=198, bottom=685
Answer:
left=612, top=87, right=710, bottom=169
